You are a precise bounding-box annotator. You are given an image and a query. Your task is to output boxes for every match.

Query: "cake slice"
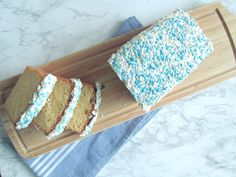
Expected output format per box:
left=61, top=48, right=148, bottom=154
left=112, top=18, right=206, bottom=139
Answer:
left=66, top=81, right=101, bottom=137
left=108, top=9, right=213, bottom=111
left=4, top=66, right=101, bottom=138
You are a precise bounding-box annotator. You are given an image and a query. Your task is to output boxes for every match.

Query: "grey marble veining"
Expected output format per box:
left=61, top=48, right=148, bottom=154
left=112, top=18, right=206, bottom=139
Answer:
left=0, top=0, right=236, bottom=177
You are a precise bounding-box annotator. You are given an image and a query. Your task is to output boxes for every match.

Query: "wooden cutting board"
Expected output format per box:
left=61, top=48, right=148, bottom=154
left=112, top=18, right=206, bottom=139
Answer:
left=0, top=2, right=236, bottom=158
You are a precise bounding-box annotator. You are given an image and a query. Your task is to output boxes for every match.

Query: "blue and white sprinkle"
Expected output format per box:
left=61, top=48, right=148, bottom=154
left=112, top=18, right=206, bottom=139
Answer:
left=108, top=9, right=214, bottom=111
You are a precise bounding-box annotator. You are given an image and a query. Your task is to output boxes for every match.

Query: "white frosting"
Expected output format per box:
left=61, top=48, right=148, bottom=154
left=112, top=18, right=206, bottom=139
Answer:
left=16, top=74, right=57, bottom=129
left=47, top=79, right=83, bottom=139
left=80, top=81, right=102, bottom=137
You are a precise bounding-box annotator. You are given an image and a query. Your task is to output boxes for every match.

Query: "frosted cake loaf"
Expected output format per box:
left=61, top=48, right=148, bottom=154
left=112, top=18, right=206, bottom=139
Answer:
left=108, top=9, right=213, bottom=111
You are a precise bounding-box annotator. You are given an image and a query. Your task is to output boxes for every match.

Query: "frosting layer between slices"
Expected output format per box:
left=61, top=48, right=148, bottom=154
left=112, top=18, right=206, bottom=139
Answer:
left=47, top=79, right=83, bottom=139
left=16, top=74, right=57, bottom=129
left=80, top=81, right=102, bottom=137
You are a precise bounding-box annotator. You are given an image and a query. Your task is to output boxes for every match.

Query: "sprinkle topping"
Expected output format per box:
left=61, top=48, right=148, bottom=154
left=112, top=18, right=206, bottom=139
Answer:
left=108, top=9, right=213, bottom=110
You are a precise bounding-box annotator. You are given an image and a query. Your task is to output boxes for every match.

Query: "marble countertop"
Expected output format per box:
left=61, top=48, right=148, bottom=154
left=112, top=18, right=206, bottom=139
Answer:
left=0, top=0, right=236, bottom=177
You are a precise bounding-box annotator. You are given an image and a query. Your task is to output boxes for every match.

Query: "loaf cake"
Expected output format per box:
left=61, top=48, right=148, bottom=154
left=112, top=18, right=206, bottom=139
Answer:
left=108, top=9, right=213, bottom=111
left=4, top=66, right=101, bottom=139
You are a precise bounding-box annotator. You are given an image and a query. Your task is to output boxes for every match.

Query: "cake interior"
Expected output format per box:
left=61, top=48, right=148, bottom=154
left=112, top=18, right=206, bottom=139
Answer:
left=4, top=67, right=43, bottom=124
left=33, top=79, right=73, bottom=135
left=66, top=84, right=95, bottom=133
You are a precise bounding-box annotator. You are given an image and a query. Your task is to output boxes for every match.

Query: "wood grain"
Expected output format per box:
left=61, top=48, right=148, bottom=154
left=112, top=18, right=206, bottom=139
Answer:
left=0, top=2, right=236, bottom=158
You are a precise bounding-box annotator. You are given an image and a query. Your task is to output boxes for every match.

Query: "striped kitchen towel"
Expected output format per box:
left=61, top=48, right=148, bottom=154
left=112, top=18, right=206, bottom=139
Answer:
left=22, top=16, right=161, bottom=177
